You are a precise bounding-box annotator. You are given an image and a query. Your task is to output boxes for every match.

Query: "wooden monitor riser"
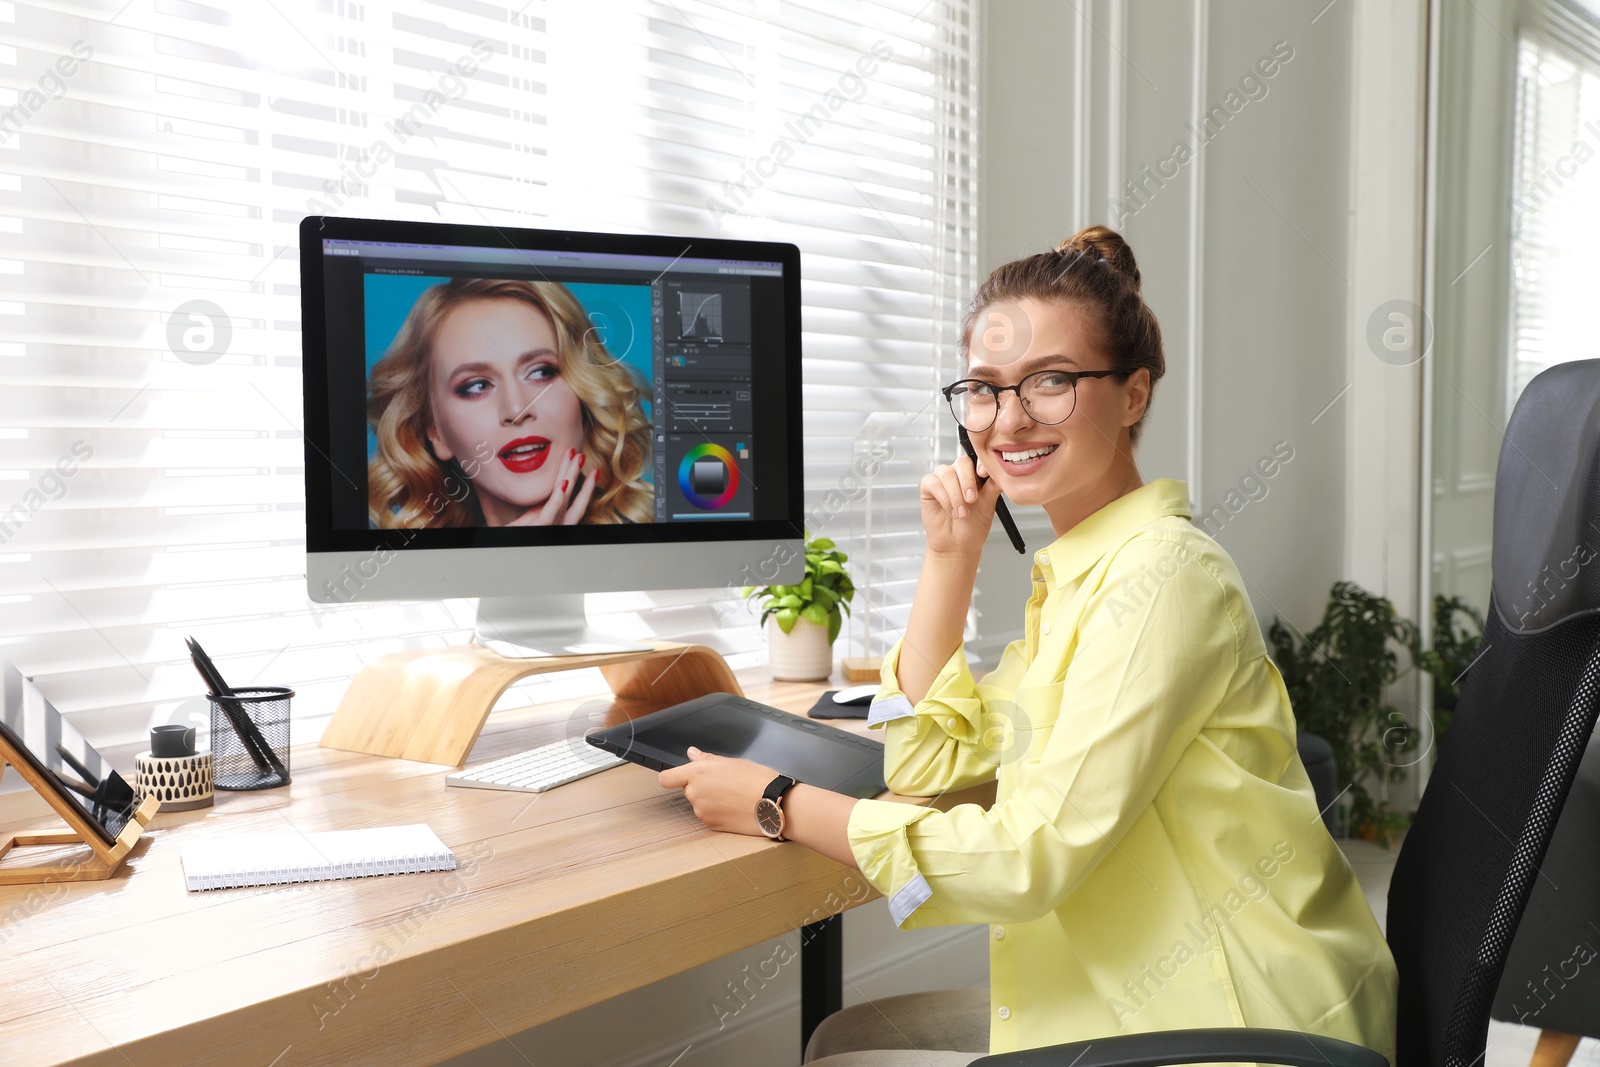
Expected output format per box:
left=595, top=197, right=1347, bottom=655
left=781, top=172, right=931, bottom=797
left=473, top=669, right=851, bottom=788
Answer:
left=317, top=640, right=744, bottom=766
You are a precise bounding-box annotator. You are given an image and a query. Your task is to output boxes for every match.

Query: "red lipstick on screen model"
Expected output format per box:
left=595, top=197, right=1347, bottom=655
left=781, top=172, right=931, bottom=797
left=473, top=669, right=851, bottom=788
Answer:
left=498, top=436, right=552, bottom=473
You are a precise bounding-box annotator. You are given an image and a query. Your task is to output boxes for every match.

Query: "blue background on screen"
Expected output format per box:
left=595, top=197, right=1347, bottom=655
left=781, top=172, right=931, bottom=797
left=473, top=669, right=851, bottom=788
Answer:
left=363, top=276, right=655, bottom=461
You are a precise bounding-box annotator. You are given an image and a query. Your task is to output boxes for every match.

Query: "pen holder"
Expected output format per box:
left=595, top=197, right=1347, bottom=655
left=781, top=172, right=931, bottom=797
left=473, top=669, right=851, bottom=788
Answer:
left=134, top=750, right=214, bottom=811
left=210, top=686, right=293, bottom=790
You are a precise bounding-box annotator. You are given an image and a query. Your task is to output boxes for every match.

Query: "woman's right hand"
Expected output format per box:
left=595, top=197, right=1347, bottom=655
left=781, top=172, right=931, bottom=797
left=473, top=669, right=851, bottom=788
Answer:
left=504, top=448, right=598, bottom=526
left=919, top=453, right=1001, bottom=558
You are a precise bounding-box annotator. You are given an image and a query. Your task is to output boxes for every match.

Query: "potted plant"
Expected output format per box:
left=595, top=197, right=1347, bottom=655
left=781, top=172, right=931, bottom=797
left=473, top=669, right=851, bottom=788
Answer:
left=1404, top=594, right=1486, bottom=748
left=744, top=534, right=855, bottom=681
left=1267, top=581, right=1422, bottom=847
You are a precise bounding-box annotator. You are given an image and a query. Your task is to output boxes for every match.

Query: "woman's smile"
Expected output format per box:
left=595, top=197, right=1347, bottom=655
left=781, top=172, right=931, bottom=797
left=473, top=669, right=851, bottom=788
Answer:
left=497, top=435, right=552, bottom=473
left=992, top=440, right=1061, bottom=474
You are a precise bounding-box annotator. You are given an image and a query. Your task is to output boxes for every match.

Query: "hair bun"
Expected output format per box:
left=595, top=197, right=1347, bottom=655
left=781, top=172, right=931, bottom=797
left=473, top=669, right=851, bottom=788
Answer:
left=1054, top=225, right=1141, bottom=291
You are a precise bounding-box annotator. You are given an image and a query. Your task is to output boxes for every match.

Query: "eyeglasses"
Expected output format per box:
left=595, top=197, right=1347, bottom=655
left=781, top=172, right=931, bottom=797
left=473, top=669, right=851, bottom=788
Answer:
left=942, top=368, right=1129, bottom=433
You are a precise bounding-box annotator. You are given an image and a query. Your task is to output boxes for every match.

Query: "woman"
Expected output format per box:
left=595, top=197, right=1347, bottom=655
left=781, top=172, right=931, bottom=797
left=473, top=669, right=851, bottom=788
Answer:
left=367, top=278, right=653, bottom=527
left=659, top=226, right=1399, bottom=1065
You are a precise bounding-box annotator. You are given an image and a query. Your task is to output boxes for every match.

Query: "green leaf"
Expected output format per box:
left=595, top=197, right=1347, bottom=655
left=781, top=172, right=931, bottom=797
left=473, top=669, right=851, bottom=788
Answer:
left=775, top=607, right=799, bottom=634
left=810, top=537, right=836, bottom=551
left=776, top=594, right=802, bottom=609
left=801, top=601, right=829, bottom=626
left=827, top=611, right=841, bottom=644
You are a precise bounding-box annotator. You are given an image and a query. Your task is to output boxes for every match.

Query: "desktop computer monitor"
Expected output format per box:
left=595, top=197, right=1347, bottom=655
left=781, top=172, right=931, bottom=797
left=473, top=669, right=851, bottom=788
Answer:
left=299, top=216, right=805, bottom=655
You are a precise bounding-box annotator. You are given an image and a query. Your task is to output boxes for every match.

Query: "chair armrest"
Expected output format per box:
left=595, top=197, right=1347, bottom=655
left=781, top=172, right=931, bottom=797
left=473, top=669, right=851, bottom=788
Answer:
left=969, top=1027, right=1389, bottom=1067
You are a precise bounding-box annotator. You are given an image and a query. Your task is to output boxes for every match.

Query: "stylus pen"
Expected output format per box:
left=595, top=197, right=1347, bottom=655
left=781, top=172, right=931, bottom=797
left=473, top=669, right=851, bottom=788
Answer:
left=991, top=493, right=1025, bottom=554
left=187, top=637, right=288, bottom=779
left=957, top=426, right=1026, bottom=554
left=190, top=641, right=280, bottom=776
left=203, top=664, right=288, bottom=780
left=190, top=646, right=271, bottom=773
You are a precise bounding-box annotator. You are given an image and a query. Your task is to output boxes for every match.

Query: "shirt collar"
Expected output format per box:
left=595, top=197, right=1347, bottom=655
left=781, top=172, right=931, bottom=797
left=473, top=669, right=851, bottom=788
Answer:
left=1032, top=478, right=1193, bottom=589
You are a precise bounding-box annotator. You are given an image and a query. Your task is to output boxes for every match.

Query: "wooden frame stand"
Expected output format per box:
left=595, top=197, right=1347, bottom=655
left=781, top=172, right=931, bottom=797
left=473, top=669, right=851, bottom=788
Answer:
left=318, top=640, right=744, bottom=767
left=0, top=750, right=161, bottom=886
left=840, top=656, right=883, bottom=682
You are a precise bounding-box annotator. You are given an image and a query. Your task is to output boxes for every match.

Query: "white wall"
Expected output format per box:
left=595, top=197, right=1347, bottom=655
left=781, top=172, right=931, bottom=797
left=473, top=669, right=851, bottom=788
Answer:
left=438, top=897, right=987, bottom=1067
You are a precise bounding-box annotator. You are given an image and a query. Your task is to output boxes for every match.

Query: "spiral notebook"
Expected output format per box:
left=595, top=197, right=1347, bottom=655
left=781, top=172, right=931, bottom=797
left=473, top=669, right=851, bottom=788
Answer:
left=180, top=823, right=457, bottom=892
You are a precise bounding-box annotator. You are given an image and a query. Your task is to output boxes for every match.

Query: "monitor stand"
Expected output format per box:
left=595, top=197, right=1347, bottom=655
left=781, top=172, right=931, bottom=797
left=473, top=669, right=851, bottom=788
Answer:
left=472, top=594, right=651, bottom=658
left=319, top=631, right=743, bottom=766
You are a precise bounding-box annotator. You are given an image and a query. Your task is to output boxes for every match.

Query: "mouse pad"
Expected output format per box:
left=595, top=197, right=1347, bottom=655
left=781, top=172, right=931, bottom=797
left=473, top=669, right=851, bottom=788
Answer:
left=806, top=690, right=870, bottom=719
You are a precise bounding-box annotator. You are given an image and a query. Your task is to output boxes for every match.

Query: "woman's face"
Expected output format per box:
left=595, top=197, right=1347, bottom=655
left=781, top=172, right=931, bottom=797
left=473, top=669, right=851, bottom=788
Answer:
left=425, top=297, right=586, bottom=524
left=966, top=298, right=1147, bottom=518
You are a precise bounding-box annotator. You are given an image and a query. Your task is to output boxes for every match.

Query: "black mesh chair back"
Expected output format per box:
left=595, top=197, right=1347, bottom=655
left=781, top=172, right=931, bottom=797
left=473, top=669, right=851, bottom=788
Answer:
left=1386, top=358, right=1600, bottom=1067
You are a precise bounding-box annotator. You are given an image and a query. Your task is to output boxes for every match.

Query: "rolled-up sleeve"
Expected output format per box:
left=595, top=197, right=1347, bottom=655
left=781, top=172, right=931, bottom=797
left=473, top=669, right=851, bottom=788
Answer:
left=867, top=633, right=1031, bottom=796
left=848, top=535, right=1242, bottom=928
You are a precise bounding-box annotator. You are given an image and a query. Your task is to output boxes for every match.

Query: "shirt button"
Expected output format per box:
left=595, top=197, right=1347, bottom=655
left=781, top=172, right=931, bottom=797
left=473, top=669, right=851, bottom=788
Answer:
left=993, top=925, right=1005, bottom=940
left=1036, top=551, right=1049, bottom=565
left=997, top=1006, right=1011, bottom=1021
left=1041, top=621, right=1051, bottom=635
left=946, top=717, right=956, bottom=729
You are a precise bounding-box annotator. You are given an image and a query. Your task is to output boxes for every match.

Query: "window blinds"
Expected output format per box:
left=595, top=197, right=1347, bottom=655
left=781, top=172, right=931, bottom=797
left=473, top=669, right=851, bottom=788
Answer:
left=0, top=0, right=977, bottom=750
left=1509, top=0, right=1600, bottom=408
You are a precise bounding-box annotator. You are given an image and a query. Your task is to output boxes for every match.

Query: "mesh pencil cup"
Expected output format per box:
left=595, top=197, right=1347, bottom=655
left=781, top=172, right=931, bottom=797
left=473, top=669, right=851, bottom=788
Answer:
left=210, top=686, right=294, bottom=790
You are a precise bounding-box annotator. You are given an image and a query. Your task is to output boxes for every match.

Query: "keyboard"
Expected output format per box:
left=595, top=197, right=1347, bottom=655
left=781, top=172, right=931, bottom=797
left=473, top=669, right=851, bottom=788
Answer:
left=445, top=739, right=627, bottom=793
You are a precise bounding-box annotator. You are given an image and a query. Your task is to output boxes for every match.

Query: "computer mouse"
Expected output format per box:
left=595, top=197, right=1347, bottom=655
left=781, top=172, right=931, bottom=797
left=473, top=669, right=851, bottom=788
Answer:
left=832, top=684, right=880, bottom=706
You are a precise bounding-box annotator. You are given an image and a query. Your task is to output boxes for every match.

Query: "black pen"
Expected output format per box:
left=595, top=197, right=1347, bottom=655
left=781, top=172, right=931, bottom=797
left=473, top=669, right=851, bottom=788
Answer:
left=957, top=425, right=1026, bottom=554
left=187, top=637, right=275, bottom=772
left=187, top=636, right=289, bottom=780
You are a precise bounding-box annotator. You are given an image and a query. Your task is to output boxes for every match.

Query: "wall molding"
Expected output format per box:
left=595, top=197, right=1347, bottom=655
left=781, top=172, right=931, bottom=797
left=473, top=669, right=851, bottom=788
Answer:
left=1184, top=0, right=1209, bottom=506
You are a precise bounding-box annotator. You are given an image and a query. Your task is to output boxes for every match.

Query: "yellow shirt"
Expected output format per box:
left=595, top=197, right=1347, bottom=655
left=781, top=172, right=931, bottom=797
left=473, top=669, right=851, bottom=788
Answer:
left=846, top=477, right=1397, bottom=1061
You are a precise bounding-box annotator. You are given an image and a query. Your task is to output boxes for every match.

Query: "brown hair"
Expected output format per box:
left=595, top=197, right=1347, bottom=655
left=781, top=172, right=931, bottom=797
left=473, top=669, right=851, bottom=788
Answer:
left=959, top=224, right=1165, bottom=445
left=367, top=278, right=654, bottom=527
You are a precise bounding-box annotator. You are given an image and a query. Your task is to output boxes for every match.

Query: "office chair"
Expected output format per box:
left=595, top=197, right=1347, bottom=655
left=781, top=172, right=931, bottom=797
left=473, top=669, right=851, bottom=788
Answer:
left=963, top=361, right=1600, bottom=1067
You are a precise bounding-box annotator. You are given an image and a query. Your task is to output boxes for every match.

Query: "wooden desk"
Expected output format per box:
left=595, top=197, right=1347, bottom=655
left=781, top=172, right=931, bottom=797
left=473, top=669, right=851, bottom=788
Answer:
left=0, top=669, right=994, bottom=1067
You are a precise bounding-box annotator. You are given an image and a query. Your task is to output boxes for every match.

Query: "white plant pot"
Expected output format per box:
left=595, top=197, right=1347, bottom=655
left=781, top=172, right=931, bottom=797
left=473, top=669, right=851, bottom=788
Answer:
left=766, top=616, right=834, bottom=681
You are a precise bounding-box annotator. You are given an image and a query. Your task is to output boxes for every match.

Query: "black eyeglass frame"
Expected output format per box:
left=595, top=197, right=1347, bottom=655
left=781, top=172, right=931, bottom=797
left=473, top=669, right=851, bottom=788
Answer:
left=941, top=368, right=1131, bottom=431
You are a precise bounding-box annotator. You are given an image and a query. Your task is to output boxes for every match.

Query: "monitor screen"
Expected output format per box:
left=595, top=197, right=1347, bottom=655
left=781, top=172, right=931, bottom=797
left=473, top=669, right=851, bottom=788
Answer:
left=0, top=662, right=138, bottom=846
left=300, top=217, right=802, bottom=564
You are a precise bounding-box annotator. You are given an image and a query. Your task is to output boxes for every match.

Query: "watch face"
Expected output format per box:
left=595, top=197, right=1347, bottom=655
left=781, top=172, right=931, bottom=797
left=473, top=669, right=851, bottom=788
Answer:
left=756, top=798, right=783, bottom=838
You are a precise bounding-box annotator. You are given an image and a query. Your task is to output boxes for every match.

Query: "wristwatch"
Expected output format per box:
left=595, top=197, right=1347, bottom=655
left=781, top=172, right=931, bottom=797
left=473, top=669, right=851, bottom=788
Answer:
left=755, top=774, right=799, bottom=841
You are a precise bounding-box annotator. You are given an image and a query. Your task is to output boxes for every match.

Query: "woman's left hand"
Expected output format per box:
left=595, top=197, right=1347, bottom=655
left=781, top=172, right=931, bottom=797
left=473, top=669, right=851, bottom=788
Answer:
left=658, top=747, right=781, bottom=837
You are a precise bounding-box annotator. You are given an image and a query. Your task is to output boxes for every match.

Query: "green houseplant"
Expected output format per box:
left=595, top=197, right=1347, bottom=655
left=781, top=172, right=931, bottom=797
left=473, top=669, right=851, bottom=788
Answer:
left=743, top=534, right=856, bottom=681
left=1267, top=581, right=1422, bottom=846
left=1404, top=594, right=1486, bottom=745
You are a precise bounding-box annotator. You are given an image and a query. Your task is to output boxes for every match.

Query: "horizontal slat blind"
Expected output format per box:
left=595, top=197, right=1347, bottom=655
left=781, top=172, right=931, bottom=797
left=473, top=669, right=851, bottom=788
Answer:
left=0, top=0, right=975, bottom=750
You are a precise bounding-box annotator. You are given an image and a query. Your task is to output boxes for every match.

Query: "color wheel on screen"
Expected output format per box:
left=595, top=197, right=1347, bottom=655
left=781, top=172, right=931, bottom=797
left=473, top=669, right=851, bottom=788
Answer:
left=678, top=443, right=740, bottom=509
